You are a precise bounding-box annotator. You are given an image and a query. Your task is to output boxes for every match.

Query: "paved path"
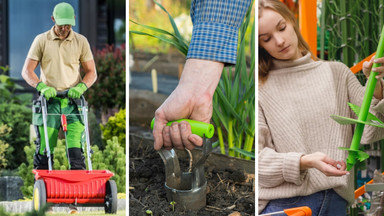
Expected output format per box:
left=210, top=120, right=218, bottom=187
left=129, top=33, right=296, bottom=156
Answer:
left=129, top=71, right=178, bottom=95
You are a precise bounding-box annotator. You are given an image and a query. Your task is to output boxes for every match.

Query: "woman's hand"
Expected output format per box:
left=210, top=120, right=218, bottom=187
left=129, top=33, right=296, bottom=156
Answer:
left=362, top=56, right=384, bottom=99
left=363, top=56, right=384, bottom=79
left=300, top=152, right=349, bottom=176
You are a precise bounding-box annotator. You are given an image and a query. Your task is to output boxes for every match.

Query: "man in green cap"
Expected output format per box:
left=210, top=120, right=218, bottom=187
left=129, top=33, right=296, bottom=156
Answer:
left=22, top=2, right=97, bottom=170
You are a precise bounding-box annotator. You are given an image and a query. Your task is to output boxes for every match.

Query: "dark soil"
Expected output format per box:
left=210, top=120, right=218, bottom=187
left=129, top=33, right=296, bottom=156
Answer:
left=129, top=125, right=255, bottom=216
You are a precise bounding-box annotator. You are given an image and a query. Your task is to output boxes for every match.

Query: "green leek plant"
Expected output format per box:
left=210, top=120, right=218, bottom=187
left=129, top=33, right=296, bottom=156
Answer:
left=129, top=0, right=188, bottom=56
left=130, top=0, right=255, bottom=160
left=212, top=3, right=255, bottom=159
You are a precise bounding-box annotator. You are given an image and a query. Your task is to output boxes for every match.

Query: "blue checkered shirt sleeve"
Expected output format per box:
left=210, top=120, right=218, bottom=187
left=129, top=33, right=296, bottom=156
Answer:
left=187, top=0, right=252, bottom=65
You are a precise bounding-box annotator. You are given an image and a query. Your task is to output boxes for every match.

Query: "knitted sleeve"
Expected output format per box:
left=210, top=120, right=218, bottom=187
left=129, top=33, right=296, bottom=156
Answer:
left=258, top=103, right=307, bottom=188
left=186, top=0, right=251, bottom=65
left=334, top=62, right=384, bottom=143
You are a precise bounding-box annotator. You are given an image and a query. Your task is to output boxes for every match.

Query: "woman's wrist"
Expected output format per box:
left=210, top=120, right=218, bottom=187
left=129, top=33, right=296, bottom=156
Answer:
left=374, top=80, right=383, bottom=99
left=300, top=154, right=311, bottom=170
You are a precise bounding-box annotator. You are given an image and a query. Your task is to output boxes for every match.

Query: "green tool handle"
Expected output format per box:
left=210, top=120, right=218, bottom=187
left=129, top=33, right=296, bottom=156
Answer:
left=346, top=25, right=384, bottom=170
left=151, top=118, right=214, bottom=138
left=357, top=26, right=384, bottom=122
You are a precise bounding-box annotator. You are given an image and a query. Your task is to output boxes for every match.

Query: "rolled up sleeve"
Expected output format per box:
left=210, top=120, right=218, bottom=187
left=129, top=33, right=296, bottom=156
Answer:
left=187, top=0, right=252, bottom=65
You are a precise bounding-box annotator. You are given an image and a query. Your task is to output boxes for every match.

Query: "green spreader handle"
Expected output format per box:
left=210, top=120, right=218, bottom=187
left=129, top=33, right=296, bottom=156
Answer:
left=151, top=118, right=214, bottom=139
left=346, top=25, right=384, bottom=171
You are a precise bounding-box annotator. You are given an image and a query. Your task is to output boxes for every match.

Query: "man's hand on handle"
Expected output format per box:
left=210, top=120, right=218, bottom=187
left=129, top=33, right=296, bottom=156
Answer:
left=152, top=59, right=224, bottom=151
left=36, top=82, right=57, bottom=100
left=68, top=82, right=88, bottom=99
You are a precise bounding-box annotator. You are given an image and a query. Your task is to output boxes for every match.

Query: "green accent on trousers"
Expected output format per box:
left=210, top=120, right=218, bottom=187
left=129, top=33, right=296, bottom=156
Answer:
left=33, top=97, right=85, bottom=155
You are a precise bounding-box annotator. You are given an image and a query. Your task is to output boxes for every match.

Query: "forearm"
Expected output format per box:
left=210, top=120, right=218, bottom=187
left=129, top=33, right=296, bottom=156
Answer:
left=21, top=58, right=40, bottom=88
left=81, top=60, right=97, bottom=88
left=178, top=59, right=223, bottom=98
left=81, top=71, right=97, bottom=88
left=22, top=71, right=40, bottom=88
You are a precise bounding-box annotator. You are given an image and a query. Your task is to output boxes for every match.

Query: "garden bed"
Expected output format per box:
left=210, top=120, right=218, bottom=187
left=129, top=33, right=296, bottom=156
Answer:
left=129, top=125, right=255, bottom=216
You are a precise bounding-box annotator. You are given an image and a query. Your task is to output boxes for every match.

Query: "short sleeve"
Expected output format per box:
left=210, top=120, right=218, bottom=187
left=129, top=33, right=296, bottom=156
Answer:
left=187, top=0, right=252, bottom=65
left=27, top=35, right=44, bottom=61
left=80, top=36, right=94, bottom=63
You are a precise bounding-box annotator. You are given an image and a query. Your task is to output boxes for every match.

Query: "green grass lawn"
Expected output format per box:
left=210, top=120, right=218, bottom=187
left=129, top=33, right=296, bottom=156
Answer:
left=47, top=210, right=126, bottom=216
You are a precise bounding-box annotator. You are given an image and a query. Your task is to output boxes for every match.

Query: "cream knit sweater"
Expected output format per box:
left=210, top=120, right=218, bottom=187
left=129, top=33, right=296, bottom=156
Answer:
left=258, top=53, right=384, bottom=213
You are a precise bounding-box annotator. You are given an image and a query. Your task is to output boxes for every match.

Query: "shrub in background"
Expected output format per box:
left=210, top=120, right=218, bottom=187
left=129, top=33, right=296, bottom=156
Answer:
left=0, top=66, right=33, bottom=106
left=85, top=44, right=126, bottom=123
left=88, top=108, right=104, bottom=150
left=52, top=140, right=70, bottom=170
left=101, top=109, right=126, bottom=150
left=0, top=65, right=33, bottom=172
left=0, top=103, right=31, bottom=170
left=91, top=137, right=126, bottom=193
left=18, top=140, right=73, bottom=197
left=0, top=124, right=11, bottom=171
left=18, top=142, right=36, bottom=197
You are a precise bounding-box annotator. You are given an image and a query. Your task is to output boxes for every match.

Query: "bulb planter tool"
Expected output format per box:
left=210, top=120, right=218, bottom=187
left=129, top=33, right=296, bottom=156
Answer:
left=331, top=25, right=384, bottom=171
left=151, top=118, right=214, bottom=210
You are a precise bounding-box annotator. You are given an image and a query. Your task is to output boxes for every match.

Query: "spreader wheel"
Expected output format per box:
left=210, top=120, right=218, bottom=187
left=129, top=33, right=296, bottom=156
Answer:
left=33, top=180, right=46, bottom=211
left=105, top=180, right=117, bottom=214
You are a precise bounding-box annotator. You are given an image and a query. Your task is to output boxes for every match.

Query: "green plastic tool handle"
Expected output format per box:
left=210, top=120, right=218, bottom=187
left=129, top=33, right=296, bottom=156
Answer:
left=151, top=118, right=214, bottom=138
left=345, top=25, right=384, bottom=171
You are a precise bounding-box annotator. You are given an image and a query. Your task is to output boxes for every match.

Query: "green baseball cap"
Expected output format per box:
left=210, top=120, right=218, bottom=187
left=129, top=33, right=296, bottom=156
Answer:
left=53, top=2, right=76, bottom=26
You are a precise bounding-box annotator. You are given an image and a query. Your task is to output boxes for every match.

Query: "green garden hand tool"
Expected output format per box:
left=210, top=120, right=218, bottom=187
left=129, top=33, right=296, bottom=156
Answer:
left=150, top=118, right=214, bottom=139
left=331, top=25, right=384, bottom=171
left=151, top=118, right=214, bottom=210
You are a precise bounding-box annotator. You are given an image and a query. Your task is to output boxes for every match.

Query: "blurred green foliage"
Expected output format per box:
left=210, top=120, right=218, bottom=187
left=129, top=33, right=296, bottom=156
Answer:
left=88, top=108, right=104, bottom=150
left=0, top=124, right=11, bottom=171
left=85, top=44, right=126, bottom=113
left=0, top=205, right=50, bottom=216
left=129, top=0, right=190, bottom=53
left=0, top=103, right=31, bottom=170
left=17, top=141, right=35, bottom=197
left=91, top=137, right=126, bottom=193
left=101, top=109, right=126, bottom=151
left=0, top=65, right=33, bottom=171
left=0, top=66, right=33, bottom=106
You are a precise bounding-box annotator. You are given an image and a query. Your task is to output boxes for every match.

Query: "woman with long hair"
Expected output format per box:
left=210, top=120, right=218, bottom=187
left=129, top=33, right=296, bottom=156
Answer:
left=258, top=0, right=384, bottom=215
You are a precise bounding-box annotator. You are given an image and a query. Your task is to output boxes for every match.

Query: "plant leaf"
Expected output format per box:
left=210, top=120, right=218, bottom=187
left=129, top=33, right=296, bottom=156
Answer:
left=129, top=30, right=188, bottom=55
left=153, top=0, right=188, bottom=47
left=129, top=19, right=177, bottom=39
left=230, top=147, right=255, bottom=159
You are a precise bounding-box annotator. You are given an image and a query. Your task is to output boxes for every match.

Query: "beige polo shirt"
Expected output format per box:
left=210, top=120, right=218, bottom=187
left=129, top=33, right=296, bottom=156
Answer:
left=27, top=26, right=94, bottom=91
